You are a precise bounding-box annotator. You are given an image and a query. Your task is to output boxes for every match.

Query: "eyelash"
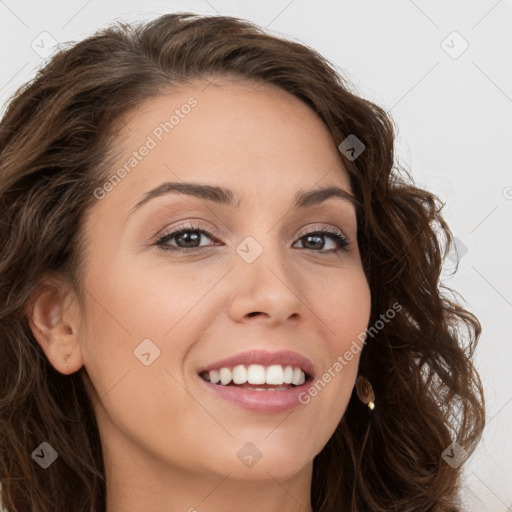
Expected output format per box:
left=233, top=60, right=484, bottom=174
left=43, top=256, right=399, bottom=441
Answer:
left=153, top=221, right=350, bottom=254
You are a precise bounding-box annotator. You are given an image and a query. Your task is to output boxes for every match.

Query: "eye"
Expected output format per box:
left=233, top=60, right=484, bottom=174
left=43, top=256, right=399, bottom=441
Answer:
left=154, top=221, right=220, bottom=252
left=293, top=225, right=350, bottom=253
left=153, top=222, right=350, bottom=254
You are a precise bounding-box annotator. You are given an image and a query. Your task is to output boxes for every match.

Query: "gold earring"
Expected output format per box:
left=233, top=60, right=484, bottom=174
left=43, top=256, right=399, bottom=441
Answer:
left=356, top=375, right=375, bottom=410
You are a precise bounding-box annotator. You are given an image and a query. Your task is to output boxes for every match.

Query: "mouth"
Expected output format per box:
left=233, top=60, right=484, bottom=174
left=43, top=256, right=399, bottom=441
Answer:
left=196, top=350, right=315, bottom=413
left=199, top=364, right=311, bottom=391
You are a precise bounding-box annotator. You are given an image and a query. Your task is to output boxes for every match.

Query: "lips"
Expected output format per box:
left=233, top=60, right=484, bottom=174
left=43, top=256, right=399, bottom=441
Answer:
left=196, top=349, right=315, bottom=413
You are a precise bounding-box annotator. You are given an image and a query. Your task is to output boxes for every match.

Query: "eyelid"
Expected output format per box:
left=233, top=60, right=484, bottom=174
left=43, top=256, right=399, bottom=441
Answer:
left=295, top=223, right=347, bottom=239
left=168, top=221, right=217, bottom=236
left=154, top=220, right=220, bottom=244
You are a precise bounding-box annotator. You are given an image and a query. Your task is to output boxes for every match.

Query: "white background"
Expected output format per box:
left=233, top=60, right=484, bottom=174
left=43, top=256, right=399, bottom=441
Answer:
left=1, top=1, right=511, bottom=510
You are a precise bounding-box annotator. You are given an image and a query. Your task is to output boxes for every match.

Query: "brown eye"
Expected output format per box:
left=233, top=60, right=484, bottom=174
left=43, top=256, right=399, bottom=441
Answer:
left=294, top=227, right=349, bottom=253
left=154, top=222, right=219, bottom=252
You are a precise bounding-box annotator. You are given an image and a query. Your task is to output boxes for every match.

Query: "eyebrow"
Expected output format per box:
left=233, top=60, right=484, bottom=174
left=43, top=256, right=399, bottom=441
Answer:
left=128, top=181, right=359, bottom=217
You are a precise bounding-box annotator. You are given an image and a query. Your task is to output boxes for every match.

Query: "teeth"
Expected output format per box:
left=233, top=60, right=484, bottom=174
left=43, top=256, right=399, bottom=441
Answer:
left=232, top=365, right=248, bottom=384
left=201, top=364, right=307, bottom=387
left=283, top=365, right=293, bottom=384
left=247, top=364, right=266, bottom=384
left=292, top=367, right=305, bottom=385
left=219, top=368, right=232, bottom=386
left=247, top=385, right=290, bottom=391
left=266, top=365, right=284, bottom=385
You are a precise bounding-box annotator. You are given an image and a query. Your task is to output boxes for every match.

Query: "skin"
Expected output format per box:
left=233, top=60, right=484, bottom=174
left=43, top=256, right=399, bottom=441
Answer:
left=29, top=79, right=371, bottom=512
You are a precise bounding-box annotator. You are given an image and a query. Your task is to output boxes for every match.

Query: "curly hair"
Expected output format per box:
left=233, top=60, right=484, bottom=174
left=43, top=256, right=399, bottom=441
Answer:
left=0, top=12, right=485, bottom=512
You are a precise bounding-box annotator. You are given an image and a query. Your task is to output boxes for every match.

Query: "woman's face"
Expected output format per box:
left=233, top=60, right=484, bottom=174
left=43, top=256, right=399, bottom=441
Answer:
left=66, top=80, right=371, bottom=485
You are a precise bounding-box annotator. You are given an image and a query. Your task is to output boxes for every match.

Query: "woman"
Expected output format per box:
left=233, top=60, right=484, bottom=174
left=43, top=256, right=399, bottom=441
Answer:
left=0, top=12, right=485, bottom=512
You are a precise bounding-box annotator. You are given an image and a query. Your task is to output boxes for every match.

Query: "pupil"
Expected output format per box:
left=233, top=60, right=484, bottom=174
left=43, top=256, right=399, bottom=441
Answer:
left=304, top=234, right=324, bottom=250
left=177, top=232, right=200, bottom=247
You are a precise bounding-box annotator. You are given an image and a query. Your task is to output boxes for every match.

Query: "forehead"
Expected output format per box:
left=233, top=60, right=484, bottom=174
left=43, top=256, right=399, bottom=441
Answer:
left=95, top=79, right=353, bottom=216
left=120, top=78, right=339, bottom=152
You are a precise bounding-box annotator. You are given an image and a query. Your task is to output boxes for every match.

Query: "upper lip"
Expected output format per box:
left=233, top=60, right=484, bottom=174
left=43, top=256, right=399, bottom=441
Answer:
left=197, top=349, right=315, bottom=378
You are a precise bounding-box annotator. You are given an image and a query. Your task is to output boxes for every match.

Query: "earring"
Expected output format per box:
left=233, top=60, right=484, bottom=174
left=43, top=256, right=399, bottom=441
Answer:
left=356, top=375, right=375, bottom=410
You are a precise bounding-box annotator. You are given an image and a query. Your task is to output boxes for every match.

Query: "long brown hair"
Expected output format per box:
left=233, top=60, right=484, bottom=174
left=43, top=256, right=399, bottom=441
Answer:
left=0, top=12, right=485, bottom=511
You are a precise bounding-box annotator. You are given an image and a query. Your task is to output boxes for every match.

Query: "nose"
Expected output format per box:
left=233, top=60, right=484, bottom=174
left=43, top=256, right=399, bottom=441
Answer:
left=226, top=241, right=306, bottom=326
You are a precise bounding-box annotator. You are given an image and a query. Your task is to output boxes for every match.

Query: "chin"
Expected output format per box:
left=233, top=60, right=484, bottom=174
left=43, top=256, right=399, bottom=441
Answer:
left=225, top=436, right=317, bottom=481
left=229, top=455, right=313, bottom=482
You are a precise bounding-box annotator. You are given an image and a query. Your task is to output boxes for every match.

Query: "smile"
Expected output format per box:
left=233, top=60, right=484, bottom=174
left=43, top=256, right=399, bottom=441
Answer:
left=197, top=350, right=315, bottom=413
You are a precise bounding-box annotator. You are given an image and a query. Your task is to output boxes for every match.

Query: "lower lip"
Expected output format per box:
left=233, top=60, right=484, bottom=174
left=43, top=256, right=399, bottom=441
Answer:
left=197, top=376, right=313, bottom=413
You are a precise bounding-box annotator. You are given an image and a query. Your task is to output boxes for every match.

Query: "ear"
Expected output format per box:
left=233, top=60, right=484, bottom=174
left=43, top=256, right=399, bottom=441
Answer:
left=24, top=275, right=84, bottom=374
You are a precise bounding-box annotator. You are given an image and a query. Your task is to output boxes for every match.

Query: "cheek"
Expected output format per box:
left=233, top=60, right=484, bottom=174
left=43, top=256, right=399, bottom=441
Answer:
left=78, top=257, right=226, bottom=406
left=300, top=267, right=370, bottom=440
left=77, top=268, right=203, bottom=447
left=119, top=257, right=227, bottom=338
left=315, top=266, right=371, bottom=348
left=83, top=254, right=219, bottom=342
